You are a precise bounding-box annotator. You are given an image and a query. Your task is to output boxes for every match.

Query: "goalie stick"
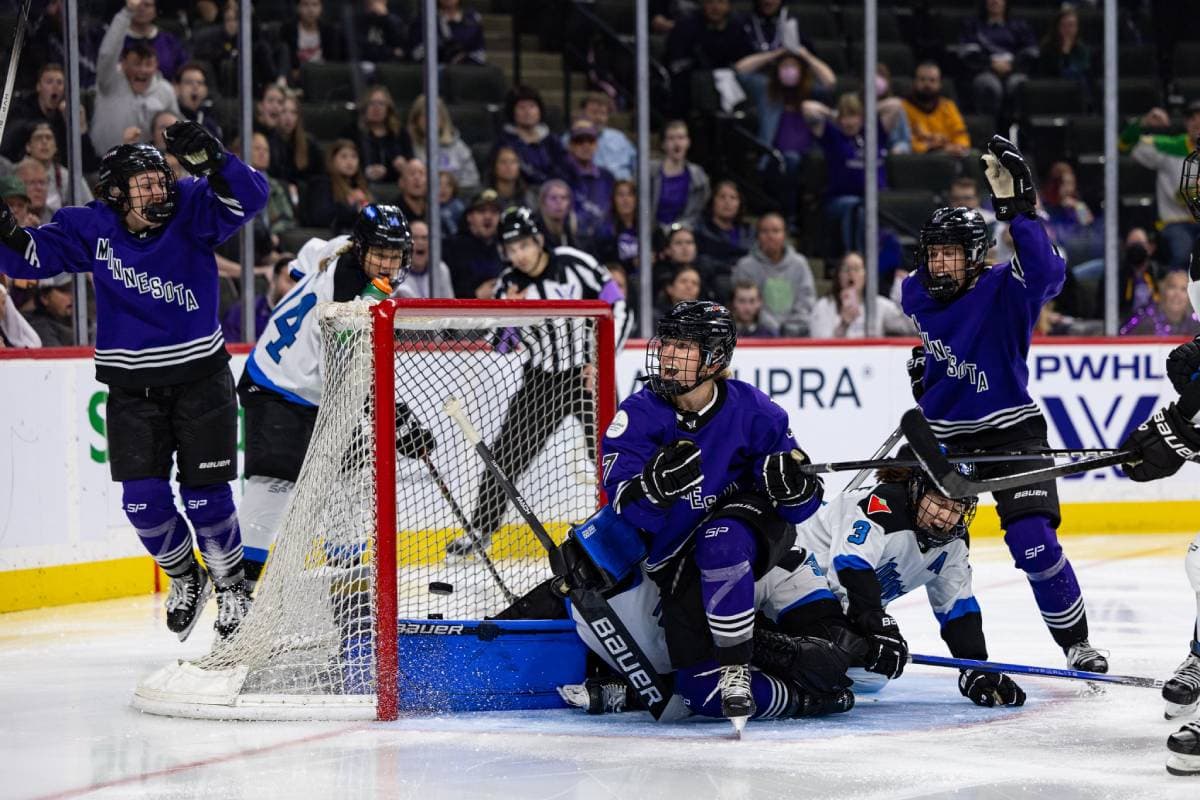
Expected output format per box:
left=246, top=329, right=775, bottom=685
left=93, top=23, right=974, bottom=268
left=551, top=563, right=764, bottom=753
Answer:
left=799, top=448, right=1121, bottom=476
left=909, top=652, right=1163, bottom=690
left=900, top=409, right=1135, bottom=498
left=444, top=397, right=678, bottom=721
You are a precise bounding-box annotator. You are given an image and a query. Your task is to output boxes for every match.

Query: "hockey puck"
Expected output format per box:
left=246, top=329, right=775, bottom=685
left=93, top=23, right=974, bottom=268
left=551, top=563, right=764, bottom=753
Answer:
left=428, top=581, right=454, bottom=595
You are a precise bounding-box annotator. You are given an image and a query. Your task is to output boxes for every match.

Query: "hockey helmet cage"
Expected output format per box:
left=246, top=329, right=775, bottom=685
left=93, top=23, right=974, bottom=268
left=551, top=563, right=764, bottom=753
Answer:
left=1181, top=142, right=1200, bottom=223
left=97, top=143, right=179, bottom=225
left=351, top=203, right=413, bottom=283
left=898, top=444, right=978, bottom=549
left=644, top=300, right=737, bottom=398
left=919, top=206, right=992, bottom=302
left=498, top=205, right=542, bottom=245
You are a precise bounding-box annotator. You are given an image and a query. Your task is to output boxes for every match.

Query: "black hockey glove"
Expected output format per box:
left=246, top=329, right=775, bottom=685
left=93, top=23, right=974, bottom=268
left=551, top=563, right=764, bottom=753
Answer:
left=906, top=345, right=926, bottom=402
left=856, top=610, right=909, bottom=680
left=1120, top=397, right=1200, bottom=482
left=0, top=200, right=32, bottom=256
left=641, top=439, right=702, bottom=507
left=394, top=402, right=436, bottom=459
left=980, top=135, right=1037, bottom=221
left=164, top=120, right=226, bottom=176
left=555, top=535, right=607, bottom=593
left=762, top=448, right=822, bottom=506
left=1167, top=337, right=1200, bottom=394
left=752, top=628, right=852, bottom=694
left=959, top=669, right=1026, bottom=708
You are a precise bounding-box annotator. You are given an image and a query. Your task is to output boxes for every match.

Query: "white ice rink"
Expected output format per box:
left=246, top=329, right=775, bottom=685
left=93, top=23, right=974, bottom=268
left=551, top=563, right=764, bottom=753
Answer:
left=5, top=532, right=1200, bottom=800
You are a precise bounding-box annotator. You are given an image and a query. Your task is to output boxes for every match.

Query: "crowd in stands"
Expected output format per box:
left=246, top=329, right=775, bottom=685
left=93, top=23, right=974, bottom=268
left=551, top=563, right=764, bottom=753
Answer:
left=1, top=0, right=1198, bottom=349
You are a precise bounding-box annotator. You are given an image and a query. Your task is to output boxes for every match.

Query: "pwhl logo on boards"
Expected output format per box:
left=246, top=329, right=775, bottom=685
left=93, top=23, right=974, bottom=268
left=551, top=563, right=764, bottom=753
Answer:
left=1040, top=394, right=1161, bottom=480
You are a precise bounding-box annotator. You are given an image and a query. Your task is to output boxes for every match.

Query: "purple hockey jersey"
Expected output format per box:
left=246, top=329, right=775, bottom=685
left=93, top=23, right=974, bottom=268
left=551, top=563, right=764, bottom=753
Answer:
left=602, top=377, right=821, bottom=570
left=0, top=154, right=268, bottom=387
left=901, top=214, right=1065, bottom=437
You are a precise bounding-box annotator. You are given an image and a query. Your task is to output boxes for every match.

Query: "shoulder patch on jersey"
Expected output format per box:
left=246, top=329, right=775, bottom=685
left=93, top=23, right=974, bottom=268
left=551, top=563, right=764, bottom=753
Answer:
left=866, top=494, right=892, bottom=516
left=606, top=409, right=629, bottom=438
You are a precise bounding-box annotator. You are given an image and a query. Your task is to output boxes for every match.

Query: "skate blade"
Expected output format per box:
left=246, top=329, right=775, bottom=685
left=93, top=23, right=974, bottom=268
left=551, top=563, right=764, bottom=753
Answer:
left=729, top=715, right=748, bottom=739
left=174, top=580, right=213, bottom=643
left=1165, top=701, right=1200, bottom=721
left=1166, top=754, right=1200, bottom=776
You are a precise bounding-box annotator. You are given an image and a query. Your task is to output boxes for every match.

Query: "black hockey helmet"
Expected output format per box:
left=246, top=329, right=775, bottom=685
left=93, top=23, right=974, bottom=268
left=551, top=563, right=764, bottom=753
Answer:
left=498, top=205, right=542, bottom=246
left=351, top=203, right=413, bottom=283
left=96, top=143, right=179, bottom=225
left=1180, top=138, right=1200, bottom=222
left=918, top=206, right=992, bottom=302
left=644, top=300, right=737, bottom=399
left=898, top=445, right=978, bottom=550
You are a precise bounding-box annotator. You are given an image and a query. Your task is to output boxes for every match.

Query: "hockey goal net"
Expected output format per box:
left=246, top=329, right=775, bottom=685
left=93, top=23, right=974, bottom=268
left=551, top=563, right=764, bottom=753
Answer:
left=133, top=299, right=615, bottom=720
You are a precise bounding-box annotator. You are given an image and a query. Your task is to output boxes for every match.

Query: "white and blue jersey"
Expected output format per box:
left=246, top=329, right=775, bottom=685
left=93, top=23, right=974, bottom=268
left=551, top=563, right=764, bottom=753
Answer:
left=0, top=155, right=268, bottom=387
left=796, top=482, right=987, bottom=659
left=244, top=235, right=372, bottom=408
left=601, top=378, right=821, bottom=571
left=902, top=214, right=1066, bottom=438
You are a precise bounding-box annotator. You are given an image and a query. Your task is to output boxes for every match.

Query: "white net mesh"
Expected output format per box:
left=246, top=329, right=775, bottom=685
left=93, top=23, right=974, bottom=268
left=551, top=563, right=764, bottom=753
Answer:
left=133, top=300, right=608, bottom=719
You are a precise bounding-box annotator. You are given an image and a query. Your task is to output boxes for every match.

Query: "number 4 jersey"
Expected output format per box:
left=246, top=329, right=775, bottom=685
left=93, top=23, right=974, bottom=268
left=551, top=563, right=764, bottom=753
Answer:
left=244, top=235, right=374, bottom=407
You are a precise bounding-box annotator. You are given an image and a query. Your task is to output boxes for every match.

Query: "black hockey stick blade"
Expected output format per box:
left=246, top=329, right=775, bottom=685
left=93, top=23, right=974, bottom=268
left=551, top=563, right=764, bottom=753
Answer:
left=900, top=409, right=1136, bottom=498
left=444, top=397, right=678, bottom=720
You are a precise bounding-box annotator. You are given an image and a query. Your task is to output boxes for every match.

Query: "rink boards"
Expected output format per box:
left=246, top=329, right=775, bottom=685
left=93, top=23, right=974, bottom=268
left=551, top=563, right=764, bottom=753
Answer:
left=0, top=337, right=1197, bottom=612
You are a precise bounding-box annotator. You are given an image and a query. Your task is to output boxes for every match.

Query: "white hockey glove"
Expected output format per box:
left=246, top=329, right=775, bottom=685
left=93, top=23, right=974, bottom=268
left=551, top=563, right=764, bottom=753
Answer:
left=980, top=135, right=1037, bottom=221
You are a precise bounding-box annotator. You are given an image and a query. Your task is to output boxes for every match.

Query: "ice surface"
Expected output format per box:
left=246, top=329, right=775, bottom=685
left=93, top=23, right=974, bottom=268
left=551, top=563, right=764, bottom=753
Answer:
left=4, top=533, right=1200, bottom=800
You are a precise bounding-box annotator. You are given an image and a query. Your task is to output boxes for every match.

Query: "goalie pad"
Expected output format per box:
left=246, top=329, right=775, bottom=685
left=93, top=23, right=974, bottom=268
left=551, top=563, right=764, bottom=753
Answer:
left=569, top=505, right=648, bottom=589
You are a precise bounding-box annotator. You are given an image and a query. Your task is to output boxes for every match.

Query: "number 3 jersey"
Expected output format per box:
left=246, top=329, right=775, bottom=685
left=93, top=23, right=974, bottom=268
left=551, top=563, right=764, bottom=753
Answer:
left=602, top=378, right=822, bottom=571
left=795, top=482, right=987, bottom=659
left=244, top=236, right=374, bottom=407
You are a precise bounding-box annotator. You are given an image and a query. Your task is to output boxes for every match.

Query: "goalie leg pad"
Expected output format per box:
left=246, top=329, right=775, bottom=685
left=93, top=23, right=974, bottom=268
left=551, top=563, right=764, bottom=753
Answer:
left=123, top=478, right=194, bottom=577
left=181, top=483, right=244, bottom=588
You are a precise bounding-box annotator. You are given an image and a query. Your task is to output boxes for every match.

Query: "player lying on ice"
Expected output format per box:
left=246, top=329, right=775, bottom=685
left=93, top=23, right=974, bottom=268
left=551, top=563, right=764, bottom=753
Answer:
left=792, top=454, right=1025, bottom=707
left=552, top=300, right=860, bottom=733
left=1115, top=139, right=1200, bottom=775
left=903, top=135, right=1107, bottom=676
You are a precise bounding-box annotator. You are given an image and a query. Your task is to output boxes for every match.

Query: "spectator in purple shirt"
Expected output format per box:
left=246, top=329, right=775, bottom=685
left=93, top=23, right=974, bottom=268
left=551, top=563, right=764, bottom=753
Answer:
left=221, top=256, right=297, bottom=344
left=804, top=93, right=905, bottom=257
left=495, top=85, right=568, bottom=189
left=650, top=120, right=711, bottom=228
left=536, top=179, right=580, bottom=249
left=562, top=119, right=616, bottom=245
left=124, top=0, right=189, bottom=81
left=959, top=0, right=1038, bottom=117
left=409, top=0, right=486, bottom=65
left=594, top=180, right=639, bottom=273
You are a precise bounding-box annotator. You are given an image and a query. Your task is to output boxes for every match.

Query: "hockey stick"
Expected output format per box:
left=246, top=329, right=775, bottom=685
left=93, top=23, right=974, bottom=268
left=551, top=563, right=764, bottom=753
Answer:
left=900, top=409, right=1135, bottom=499
left=418, top=450, right=518, bottom=604
left=799, top=448, right=1121, bottom=477
left=844, top=424, right=905, bottom=492
left=444, top=396, right=678, bottom=721
left=909, top=652, right=1163, bottom=690
left=0, top=0, right=33, bottom=147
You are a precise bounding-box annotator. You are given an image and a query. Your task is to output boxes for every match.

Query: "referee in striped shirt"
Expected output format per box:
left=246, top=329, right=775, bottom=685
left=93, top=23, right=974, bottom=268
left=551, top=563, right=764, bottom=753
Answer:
left=447, top=206, right=633, bottom=556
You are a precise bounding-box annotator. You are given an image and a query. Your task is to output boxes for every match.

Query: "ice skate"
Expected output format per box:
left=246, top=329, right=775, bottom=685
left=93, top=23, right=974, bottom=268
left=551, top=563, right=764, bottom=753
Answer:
left=1167, top=721, right=1200, bottom=776
left=557, top=677, right=635, bottom=714
left=214, top=581, right=253, bottom=639
left=164, top=563, right=211, bottom=642
left=1164, top=649, right=1200, bottom=720
left=1065, top=640, right=1109, bottom=673
left=703, top=664, right=755, bottom=738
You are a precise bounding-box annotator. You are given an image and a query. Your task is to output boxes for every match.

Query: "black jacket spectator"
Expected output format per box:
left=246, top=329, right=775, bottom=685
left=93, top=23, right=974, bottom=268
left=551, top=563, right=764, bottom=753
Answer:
left=665, top=4, right=753, bottom=115
left=300, top=139, right=373, bottom=234
left=3, top=65, right=98, bottom=171
left=281, top=2, right=346, bottom=78
left=409, top=0, right=486, bottom=65
left=356, top=1, right=408, bottom=62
